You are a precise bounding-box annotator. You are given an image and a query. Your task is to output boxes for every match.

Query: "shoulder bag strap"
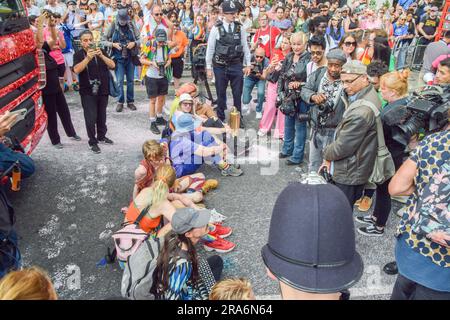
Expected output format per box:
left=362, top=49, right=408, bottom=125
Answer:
left=351, top=99, right=386, bottom=150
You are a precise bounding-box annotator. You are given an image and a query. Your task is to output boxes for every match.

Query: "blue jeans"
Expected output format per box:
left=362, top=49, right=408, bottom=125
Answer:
left=281, top=101, right=307, bottom=163
left=115, top=58, right=135, bottom=103
left=396, top=45, right=408, bottom=70
left=213, top=63, right=243, bottom=121
left=243, top=76, right=266, bottom=112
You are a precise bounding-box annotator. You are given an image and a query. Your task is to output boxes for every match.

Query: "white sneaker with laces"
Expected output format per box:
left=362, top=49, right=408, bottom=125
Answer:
left=255, top=111, right=263, bottom=119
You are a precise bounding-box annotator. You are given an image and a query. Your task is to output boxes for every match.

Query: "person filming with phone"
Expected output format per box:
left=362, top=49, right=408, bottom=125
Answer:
left=73, top=30, right=116, bottom=154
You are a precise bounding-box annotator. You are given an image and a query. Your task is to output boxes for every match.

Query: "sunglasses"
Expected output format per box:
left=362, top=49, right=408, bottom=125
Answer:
left=342, top=74, right=362, bottom=85
left=310, top=50, right=323, bottom=56
left=154, top=13, right=163, bottom=16
left=344, top=41, right=356, bottom=46
left=255, top=55, right=264, bottom=58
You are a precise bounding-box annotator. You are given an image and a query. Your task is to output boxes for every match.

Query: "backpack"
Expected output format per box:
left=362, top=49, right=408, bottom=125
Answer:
left=121, top=235, right=163, bottom=300
left=411, top=162, right=450, bottom=247
left=111, top=205, right=151, bottom=264
left=0, top=187, right=21, bottom=279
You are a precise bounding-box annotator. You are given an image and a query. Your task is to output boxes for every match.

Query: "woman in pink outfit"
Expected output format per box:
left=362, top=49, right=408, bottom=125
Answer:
left=258, top=36, right=291, bottom=139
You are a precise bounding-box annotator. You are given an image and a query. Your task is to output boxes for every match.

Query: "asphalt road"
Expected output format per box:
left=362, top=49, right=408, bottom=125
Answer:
left=9, top=78, right=403, bottom=300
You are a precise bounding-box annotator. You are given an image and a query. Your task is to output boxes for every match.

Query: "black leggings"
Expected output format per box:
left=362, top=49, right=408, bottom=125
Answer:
left=372, top=155, right=404, bottom=227
left=391, top=274, right=450, bottom=300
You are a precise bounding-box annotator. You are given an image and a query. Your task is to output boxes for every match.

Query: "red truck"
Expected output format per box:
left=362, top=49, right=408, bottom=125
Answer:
left=0, top=0, right=47, bottom=155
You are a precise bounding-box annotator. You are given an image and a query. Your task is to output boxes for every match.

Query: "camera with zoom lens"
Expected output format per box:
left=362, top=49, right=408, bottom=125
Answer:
left=90, top=79, right=101, bottom=96
left=383, top=85, right=450, bottom=146
left=249, top=59, right=263, bottom=78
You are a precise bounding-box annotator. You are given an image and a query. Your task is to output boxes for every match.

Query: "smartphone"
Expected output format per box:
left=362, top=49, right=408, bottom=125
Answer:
left=7, top=109, right=27, bottom=126
left=89, top=43, right=96, bottom=50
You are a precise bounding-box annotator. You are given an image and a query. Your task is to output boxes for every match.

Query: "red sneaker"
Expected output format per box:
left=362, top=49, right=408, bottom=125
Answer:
left=209, top=223, right=232, bottom=238
left=203, top=237, right=236, bottom=253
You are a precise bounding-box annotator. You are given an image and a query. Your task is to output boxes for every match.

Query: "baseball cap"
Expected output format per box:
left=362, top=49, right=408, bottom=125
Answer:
left=171, top=208, right=211, bottom=234
left=67, top=0, right=76, bottom=5
left=88, top=0, right=98, bottom=6
left=342, top=60, right=367, bottom=75
left=155, top=28, right=168, bottom=42
left=117, top=8, right=130, bottom=25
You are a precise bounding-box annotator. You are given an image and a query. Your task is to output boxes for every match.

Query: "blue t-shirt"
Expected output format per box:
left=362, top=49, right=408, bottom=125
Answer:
left=393, top=23, right=408, bottom=37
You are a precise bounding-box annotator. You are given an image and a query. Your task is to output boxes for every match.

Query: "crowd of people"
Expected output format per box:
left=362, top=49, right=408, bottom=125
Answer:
left=0, top=0, right=449, bottom=301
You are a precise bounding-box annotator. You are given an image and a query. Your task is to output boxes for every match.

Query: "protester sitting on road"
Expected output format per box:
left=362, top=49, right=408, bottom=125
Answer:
left=133, top=139, right=217, bottom=203
left=167, top=113, right=243, bottom=178
left=125, top=164, right=199, bottom=236
left=174, top=94, right=231, bottom=137
left=262, top=181, right=363, bottom=300
left=209, top=278, right=256, bottom=300
left=170, top=83, right=216, bottom=118
left=0, top=112, right=35, bottom=179
left=150, top=208, right=223, bottom=300
left=0, top=267, right=57, bottom=300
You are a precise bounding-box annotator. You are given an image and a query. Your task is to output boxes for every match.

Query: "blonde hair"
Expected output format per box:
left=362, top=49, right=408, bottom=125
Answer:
left=0, top=267, right=57, bottom=300
left=142, top=140, right=165, bottom=162
left=209, top=278, right=254, bottom=300
left=151, top=164, right=176, bottom=208
left=380, top=69, right=410, bottom=97
left=290, top=31, right=307, bottom=45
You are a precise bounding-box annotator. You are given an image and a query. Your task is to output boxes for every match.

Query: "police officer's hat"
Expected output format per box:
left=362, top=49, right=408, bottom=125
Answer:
left=222, top=0, right=238, bottom=14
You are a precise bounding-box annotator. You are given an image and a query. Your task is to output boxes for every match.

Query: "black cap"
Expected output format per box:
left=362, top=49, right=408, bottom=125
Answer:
left=155, top=28, right=168, bottom=42
left=117, top=8, right=130, bottom=25
left=261, top=183, right=363, bottom=294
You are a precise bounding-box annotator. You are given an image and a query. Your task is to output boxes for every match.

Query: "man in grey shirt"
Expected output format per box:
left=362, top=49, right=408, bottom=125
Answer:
left=421, top=30, right=450, bottom=83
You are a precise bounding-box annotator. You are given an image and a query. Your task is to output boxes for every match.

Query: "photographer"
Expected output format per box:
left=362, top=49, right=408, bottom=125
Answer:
left=104, top=8, right=140, bottom=112
left=301, top=48, right=346, bottom=172
left=356, top=69, right=411, bottom=237
left=73, top=30, right=116, bottom=154
left=388, top=112, right=450, bottom=300
left=242, top=48, right=270, bottom=119
left=321, top=61, right=381, bottom=208
left=277, top=32, right=311, bottom=166
left=140, top=29, right=172, bottom=135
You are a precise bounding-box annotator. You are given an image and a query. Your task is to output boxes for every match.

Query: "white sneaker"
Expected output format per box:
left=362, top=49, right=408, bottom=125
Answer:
left=257, top=129, right=266, bottom=137
left=241, top=104, right=250, bottom=115
left=209, top=208, right=227, bottom=223
left=256, top=111, right=263, bottom=119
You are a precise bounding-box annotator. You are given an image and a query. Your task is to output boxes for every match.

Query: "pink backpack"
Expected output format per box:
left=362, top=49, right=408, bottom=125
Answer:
left=112, top=206, right=150, bottom=263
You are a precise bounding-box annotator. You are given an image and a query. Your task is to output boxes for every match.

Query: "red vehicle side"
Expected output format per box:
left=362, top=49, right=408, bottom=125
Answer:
left=0, top=0, right=47, bottom=155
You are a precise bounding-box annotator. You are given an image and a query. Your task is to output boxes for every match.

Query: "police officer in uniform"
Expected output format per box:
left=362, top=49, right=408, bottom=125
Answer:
left=205, top=0, right=251, bottom=128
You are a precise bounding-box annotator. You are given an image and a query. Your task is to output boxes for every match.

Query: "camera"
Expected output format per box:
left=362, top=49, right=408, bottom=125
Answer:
left=120, top=43, right=129, bottom=59
left=250, top=60, right=263, bottom=78
left=90, top=79, right=101, bottom=96
left=157, top=62, right=165, bottom=77
left=384, top=85, right=450, bottom=146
